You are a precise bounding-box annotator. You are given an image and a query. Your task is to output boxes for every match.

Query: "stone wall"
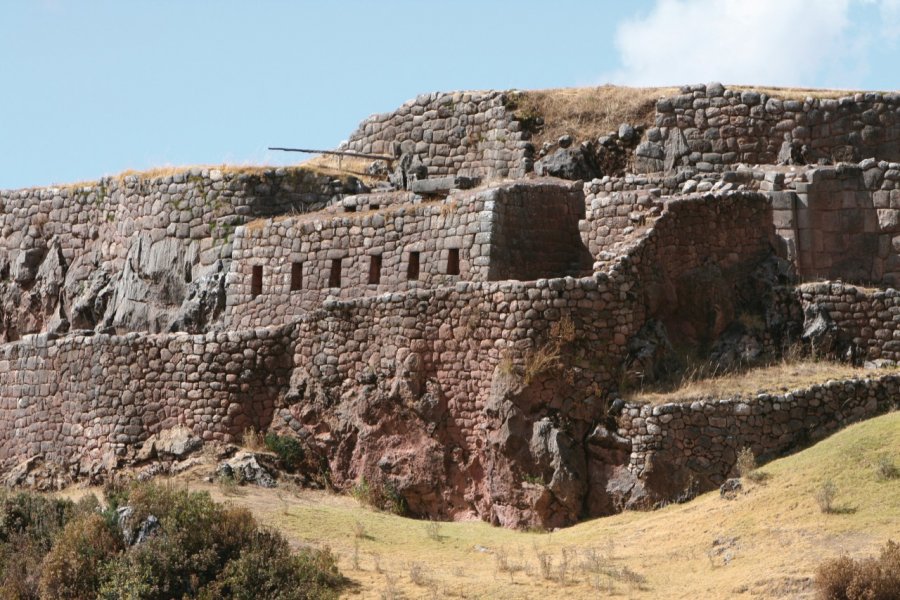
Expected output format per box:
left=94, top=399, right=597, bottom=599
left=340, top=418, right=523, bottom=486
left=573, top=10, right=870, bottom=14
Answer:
left=0, top=326, right=293, bottom=473
left=638, top=84, right=900, bottom=173
left=224, top=180, right=587, bottom=329
left=598, top=373, right=899, bottom=512
left=770, top=162, right=900, bottom=285
left=344, top=90, right=532, bottom=180
left=484, top=181, right=590, bottom=281
left=800, top=282, right=900, bottom=361
left=617, top=192, right=776, bottom=347
left=0, top=184, right=799, bottom=528
left=0, top=167, right=353, bottom=340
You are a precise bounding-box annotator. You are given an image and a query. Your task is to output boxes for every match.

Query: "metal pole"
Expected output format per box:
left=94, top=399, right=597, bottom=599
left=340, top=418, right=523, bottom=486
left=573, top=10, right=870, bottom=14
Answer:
left=268, top=147, right=394, bottom=162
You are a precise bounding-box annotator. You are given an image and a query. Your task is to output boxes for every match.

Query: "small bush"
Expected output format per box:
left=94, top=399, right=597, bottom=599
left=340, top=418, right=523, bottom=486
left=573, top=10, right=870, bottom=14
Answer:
left=424, top=520, right=441, bottom=542
left=352, top=520, right=368, bottom=540
left=265, top=433, right=305, bottom=471
left=815, top=540, right=900, bottom=599
left=875, top=455, right=899, bottom=480
left=241, top=428, right=266, bottom=452
left=0, top=484, right=343, bottom=600
left=523, top=344, right=562, bottom=386
left=816, top=480, right=838, bottom=513
left=199, top=531, right=341, bottom=600
left=350, top=477, right=406, bottom=516
left=39, top=514, right=124, bottom=599
left=735, top=447, right=768, bottom=483
left=735, top=447, right=757, bottom=478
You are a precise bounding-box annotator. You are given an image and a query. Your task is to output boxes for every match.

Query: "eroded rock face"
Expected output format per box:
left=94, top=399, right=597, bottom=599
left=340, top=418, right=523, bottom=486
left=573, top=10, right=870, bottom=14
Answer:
left=272, top=351, right=607, bottom=530
left=0, top=234, right=229, bottom=340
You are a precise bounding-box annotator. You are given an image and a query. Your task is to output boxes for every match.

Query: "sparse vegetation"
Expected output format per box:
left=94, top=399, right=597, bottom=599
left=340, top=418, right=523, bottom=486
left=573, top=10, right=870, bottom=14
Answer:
left=265, top=433, right=305, bottom=471
left=816, top=480, right=838, bottom=513
left=815, top=540, right=900, bottom=600
left=424, top=520, right=441, bottom=542
left=241, top=427, right=266, bottom=452
left=523, top=314, right=577, bottom=385
left=736, top=447, right=768, bottom=482
left=523, top=343, right=562, bottom=385
left=875, top=455, right=899, bottom=480
left=510, top=86, right=675, bottom=148
left=350, top=476, right=407, bottom=516
left=626, top=359, right=882, bottom=405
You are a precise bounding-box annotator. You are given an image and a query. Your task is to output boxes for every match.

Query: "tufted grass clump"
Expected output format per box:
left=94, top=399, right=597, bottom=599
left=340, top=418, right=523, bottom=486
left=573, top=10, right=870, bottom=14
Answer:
left=816, top=480, right=838, bottom=513
left=874, top=455, right=899, bottom=481
left=0, top=483, right=343, bottom=600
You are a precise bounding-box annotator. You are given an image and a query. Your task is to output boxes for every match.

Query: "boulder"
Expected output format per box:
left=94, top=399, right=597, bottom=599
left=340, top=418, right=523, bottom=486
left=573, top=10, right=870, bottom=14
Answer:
left=217, top=451, right=277, bottom=488
left=533, top=145, right=601, bottom=180
left=634, top=142, right=665, bottom=173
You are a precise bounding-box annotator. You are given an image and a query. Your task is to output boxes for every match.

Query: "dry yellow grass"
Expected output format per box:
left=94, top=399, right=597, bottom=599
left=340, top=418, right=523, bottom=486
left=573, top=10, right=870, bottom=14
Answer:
left=731, top=85, right=893, bottom=100
left=512, top=84, right=896, bottom=149
left=301, top=154, right=385, bottom=186
left=171, top=411, right=899, bottom=599
left=626, top=360, right=888, bottom=405
left=512, top=85, right=676, bottom=147
left=52, top=410, right=899, bottom=599
left=26, top=160, right=371, bottom=194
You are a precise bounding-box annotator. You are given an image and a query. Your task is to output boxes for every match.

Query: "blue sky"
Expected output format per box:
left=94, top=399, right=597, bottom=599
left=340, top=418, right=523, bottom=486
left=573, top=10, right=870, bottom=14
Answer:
left=1, top=0, right=898, bottom=189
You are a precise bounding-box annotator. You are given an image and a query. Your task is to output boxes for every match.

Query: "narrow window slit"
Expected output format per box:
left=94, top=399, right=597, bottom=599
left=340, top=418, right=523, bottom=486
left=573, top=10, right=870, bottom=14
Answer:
left=329, top=258, right=342, bottom=288
left=446, top=248, right=460, bottom=275
left=290, top=262, right=303, bottom=291
left=407, top=251, right=420, bottom=281
left=251, top=265, right=263, bottom=298
left=368, top=254, right=382, bottom=285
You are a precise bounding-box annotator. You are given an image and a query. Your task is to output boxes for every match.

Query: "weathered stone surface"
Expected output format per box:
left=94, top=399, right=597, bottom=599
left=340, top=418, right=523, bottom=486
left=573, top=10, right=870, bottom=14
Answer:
left=1, top=84, right=900, bottom=532
left=217, top=451, right=278, bottom=488
left=534, top=146, right=601, bottom=180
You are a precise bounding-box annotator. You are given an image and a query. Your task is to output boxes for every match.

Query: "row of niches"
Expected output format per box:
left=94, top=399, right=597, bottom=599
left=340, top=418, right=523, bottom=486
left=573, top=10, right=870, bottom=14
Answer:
left=247, top=248, right=462, bottom=298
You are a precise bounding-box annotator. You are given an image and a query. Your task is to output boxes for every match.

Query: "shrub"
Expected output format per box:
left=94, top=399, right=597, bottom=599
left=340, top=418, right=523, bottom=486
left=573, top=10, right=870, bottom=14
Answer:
left=735, top=447, right=768, bottom=482
left=350, top=476, right=407, bottom=516
left=265, top=433, right=305, bottom=471
left=241, top=428, right=266, bottom=452
left=0, top=490, right=89, bottom=598
left=0, top=484, right=343, bottom=600
left=197, top=531, right=341, bottom=600
left=39, top=514, right=123, bottom=599
left=815, top=540, right=900, bottom=599
left=523, top=343, right=562, bottom=385
left=816, top=480, right=838, bottom=513
left=875, top=455, right=899, bottom=480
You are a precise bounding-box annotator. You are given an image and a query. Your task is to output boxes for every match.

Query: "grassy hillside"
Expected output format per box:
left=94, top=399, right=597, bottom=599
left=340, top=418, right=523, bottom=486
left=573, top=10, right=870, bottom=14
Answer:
left=191, top=411, right=900, bottom=599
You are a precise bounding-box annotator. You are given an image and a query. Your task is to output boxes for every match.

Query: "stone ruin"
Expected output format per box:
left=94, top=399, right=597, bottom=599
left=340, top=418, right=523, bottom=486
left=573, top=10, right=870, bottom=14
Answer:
left=1, top=83, right=899, bottom=528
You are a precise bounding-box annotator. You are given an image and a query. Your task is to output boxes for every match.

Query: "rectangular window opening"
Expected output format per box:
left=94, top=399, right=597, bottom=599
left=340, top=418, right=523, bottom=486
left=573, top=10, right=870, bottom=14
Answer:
left=407, top=251, right=420, bottom=281
left=290, top=262, right=303, bottom=291
left=344, top=205, right=357, bottom=213
left=251, top=265, right=263, bottom=298
left=446, top=248, right=460, bottom=275
left=371, top=204, right=380, bottom=210
left=329, top=258, right=342, bottom=288
left=368, top=254, right=382, bottom=285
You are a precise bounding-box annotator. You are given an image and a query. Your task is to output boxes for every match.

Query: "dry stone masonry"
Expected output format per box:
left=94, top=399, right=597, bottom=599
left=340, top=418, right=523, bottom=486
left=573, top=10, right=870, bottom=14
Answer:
left=0, top=83, right=899, bottom=529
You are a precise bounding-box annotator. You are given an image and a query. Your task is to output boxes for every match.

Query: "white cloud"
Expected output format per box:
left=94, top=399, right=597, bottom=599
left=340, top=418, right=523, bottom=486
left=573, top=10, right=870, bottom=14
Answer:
left=603, top=0, right=897, bottom=88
